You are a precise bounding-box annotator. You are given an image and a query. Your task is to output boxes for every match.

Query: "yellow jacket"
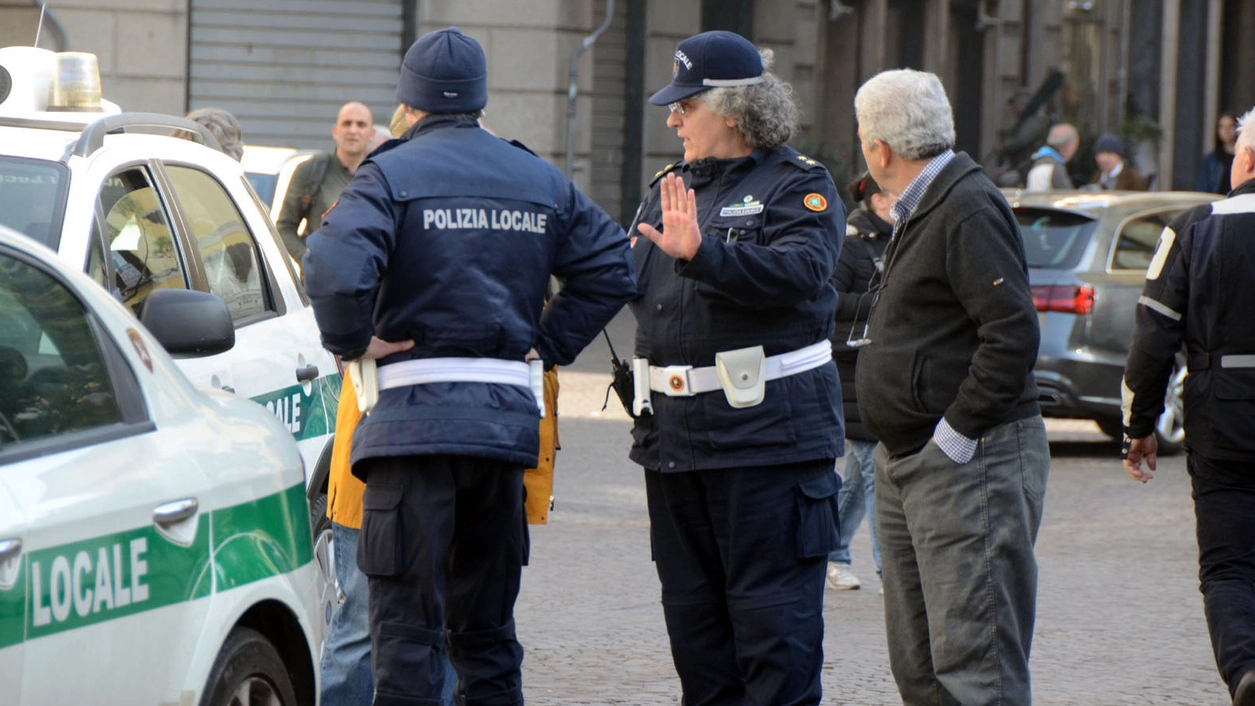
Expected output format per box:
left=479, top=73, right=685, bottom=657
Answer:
left=327, top=367, right=560, bottom=528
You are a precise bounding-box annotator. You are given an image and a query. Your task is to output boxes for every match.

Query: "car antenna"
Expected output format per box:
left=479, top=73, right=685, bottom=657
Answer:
left=34, top=1, right=47, bottom=48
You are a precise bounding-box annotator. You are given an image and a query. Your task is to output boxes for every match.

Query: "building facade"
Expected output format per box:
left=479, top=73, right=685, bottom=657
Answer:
left=4, top=0, right=1254, bottom=222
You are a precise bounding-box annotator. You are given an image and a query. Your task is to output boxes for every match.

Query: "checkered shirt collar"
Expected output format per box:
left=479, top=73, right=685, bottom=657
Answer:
left=891, top=149, right=955, bottom=228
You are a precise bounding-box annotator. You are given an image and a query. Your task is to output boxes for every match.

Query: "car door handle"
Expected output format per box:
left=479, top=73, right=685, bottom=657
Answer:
left=295, top=364, right=319, bottom=383
left=0, top=538, right=21, bottom=563
left=153, top=498, right=199, bottom=526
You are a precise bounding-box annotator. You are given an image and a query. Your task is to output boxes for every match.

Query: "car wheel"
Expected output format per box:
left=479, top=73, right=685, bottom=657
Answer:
left=309, top=491, right=331, bottom=550
left=200, top=627, right=298, bottom=706
left=308, top=492, right=336, bottom=630
left=1154, top=358, right=1188, bottom=456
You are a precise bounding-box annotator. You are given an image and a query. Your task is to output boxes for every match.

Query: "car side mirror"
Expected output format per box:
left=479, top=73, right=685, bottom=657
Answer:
left=138, top=289, right=235, bottom=357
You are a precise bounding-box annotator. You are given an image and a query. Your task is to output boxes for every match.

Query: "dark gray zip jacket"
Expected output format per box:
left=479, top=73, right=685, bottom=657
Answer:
left=855, top=152, right=1040, bottom=457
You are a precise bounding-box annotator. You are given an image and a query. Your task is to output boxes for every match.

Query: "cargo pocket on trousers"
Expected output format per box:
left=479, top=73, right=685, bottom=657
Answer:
left=795, top=471, right=842, bottom=559
left=357, top=483, right=404, bottom=577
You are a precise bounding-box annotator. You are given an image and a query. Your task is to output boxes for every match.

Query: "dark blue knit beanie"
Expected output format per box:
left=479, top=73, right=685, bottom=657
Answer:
left=1093, top=132, right=1124, bottom=157
left=397, top=27, right=487, bottom=113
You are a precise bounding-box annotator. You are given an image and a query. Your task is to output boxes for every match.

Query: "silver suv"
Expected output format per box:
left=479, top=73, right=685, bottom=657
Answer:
left=1004, top=189, right=1222, bottom=452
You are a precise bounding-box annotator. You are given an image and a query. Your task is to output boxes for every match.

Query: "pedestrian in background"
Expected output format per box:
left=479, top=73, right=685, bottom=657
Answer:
left=1026, top=122, right=1079, bottom=191
left=182, top=106, right=243, bottom=161
left=826, top=171, right=893, bottom=592
left=1197, top=110, right=1239, bottom=195
left=629, top=30, right=844, bottom=705
left=1089, top=133, right=1149, bottom=191
left=277, top=101, right=375, bottom=262
left=1123, top=105, right=1255, bottom=706
left=854, top=68, right=1049, bottom=705
left=994, top=87, right=1051, bottom=187
left=304, top=27, right=634, bottom=706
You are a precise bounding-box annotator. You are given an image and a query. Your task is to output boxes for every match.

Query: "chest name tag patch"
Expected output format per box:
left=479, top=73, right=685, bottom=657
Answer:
left=803, top=193, right=828, bottom=212
left=720, top=195, right=764, bottom=217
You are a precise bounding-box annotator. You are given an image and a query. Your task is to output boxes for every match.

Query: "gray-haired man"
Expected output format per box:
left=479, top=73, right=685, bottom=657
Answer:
left=853, top=68, right=1049, bottom=705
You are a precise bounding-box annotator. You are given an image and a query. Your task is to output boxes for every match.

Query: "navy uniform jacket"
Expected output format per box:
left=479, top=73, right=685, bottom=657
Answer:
left=628, top=147, right=844, bottom=472
left=304, top=116, right=636, bottom=470
left=1123, top=178, right=1255, bottom=461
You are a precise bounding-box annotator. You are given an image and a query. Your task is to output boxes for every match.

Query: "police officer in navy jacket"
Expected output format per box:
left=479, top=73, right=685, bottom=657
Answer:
left=629, top=30, right=844, bottom=705
left=303, top=27, right=635, bottom=706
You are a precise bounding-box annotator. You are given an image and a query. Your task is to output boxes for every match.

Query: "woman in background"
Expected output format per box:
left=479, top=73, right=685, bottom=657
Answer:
left=1198, top=110, right=1238, bottom=194
left=826, top=172, right=894, bottom=592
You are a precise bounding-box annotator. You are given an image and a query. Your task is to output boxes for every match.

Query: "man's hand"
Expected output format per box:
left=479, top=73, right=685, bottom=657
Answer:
left=637, top=173, right=702, bottom=261
left=360, top=336, right=415, bottom=361
left=1122, top=434, right=1158, bottom=483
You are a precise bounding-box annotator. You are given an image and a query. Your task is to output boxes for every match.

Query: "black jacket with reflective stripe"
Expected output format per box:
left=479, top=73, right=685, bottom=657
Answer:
left=1124, top=179, right=1255, bottom=459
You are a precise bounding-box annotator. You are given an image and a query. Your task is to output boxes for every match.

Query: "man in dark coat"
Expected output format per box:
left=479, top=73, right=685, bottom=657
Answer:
left=854, top=68, right=1049, bottom=706
left=1123, top=105, right=1255, bottom=706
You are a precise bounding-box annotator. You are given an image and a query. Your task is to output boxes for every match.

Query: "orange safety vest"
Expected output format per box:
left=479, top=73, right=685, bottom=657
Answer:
left=326, top=367, right=560, bottom=528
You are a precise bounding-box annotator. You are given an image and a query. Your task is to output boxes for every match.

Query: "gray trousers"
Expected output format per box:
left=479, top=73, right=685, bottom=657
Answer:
left=875, top=416, right=1049, bottom=706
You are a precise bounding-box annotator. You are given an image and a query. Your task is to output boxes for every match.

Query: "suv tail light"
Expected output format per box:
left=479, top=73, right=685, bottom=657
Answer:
left=1032, top=284, right=1094, bottom=315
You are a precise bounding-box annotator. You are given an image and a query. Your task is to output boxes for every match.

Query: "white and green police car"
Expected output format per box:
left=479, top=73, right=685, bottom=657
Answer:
left=0, top=223, right=323, bottom=704
left=0, top=47, right=340, bottom=599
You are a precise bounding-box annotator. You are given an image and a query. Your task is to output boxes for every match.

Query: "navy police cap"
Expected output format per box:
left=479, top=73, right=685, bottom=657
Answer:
left=648, top=31, right=764, bottom=106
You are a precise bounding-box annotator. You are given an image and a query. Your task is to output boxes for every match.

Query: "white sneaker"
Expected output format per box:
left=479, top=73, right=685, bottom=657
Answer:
left=826, top=563, right=861, bottom=590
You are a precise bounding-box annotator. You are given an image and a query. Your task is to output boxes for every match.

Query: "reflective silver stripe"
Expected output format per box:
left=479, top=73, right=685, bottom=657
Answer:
left=1221, top=355, right=1255, bottom=369
left=1208, top=193, right=1255, bottom=215
left=701, top=76, right=765, bottom=87
left=377, top=357, right=530, bottom=390
left=1137, top=295, right=1181, bottom=321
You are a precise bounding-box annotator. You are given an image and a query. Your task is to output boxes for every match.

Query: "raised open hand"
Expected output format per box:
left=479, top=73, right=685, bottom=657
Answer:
left=637, top=173, right=702, bottom=261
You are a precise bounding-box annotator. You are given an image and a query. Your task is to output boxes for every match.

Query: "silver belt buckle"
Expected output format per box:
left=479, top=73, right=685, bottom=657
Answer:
left=660, top=365, right=694, bottom=397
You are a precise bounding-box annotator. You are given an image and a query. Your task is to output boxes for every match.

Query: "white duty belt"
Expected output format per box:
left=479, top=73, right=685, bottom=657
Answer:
left=644, top=340, right=832, bottom=397
left=374, top=357, right=545, bottom=416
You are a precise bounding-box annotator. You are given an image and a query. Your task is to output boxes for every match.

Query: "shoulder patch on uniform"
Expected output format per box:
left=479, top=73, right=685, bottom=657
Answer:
left=650, top=162, right=681, bottom=186
left=803, top=193, right=828, bottom=212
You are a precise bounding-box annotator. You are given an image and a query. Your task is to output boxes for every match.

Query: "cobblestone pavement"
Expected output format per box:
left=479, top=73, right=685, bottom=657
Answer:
left=512, top=350, right=1225, bottom=705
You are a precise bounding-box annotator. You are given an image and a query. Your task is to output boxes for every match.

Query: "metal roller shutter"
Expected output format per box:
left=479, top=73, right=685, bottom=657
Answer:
left=188, top=0, right=403, bottom=148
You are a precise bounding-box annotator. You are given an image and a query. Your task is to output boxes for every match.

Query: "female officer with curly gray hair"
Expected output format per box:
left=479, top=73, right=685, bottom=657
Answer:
left=627, top=30, right=845, bottom=706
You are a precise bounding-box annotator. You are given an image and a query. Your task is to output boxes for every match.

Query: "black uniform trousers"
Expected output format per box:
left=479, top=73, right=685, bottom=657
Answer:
left=1190, top=453, right=1255, bottom=697
left=644, top=459, right=840, bottom=706
left=357, top=455, right=527, bottom=706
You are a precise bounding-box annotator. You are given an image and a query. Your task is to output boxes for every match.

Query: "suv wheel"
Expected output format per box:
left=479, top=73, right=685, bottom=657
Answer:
left=200, top=627, right=297, bottom=706
left=308, top=492, right=336, bottom=629
left=1153, top=358, right=1188, bottom=456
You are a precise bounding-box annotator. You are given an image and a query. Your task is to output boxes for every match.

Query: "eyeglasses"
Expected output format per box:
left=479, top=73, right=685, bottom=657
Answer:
left=667, top=101, right=687, bottom=116
left=845, top=224, right=900, bottom=349
left=845, top=289, right=877, bottom=348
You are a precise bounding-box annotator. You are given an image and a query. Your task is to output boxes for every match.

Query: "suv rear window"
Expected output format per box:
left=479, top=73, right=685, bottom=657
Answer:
left=0, top=157, right=69, bottom=249
left=1013, top=207, right=1097, bottom=270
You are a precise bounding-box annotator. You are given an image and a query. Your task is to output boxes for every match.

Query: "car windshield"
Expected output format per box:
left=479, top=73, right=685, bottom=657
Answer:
left=1013, top=207, right=1098, bottom=270
left=0, top=157, right=69, bottom=249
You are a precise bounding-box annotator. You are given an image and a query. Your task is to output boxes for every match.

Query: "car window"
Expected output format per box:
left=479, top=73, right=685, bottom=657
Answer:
left=164, top=166, right=269, bottom=322
left=245, top=172, right=278, bottom=209
left=90, top=169, right=188, bottom=312
left=1111, top=211, right=1182, bottom=271
left=1013, top=208, right=1097, bottom=270
left=0, top=156, right=69, bottom=249
left=0, top=253, right=122, bottom=449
